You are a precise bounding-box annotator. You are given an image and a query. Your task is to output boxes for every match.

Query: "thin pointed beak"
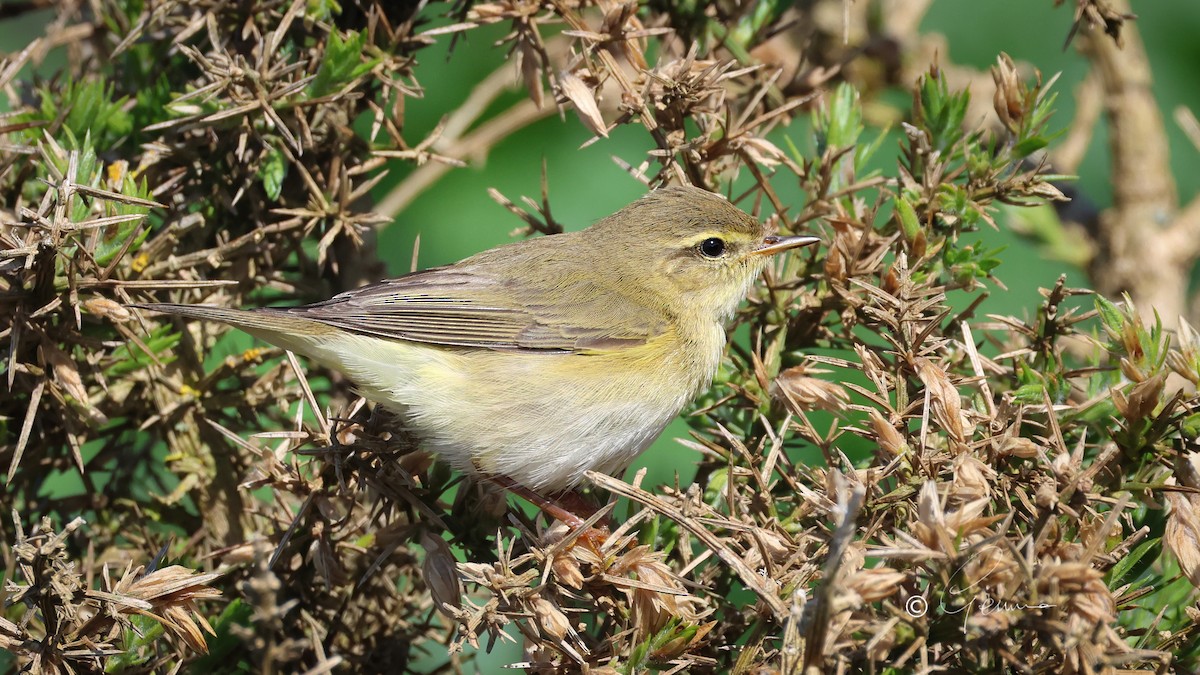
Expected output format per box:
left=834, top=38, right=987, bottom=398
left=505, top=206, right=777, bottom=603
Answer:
left=752, top=234, right=821, bottom=256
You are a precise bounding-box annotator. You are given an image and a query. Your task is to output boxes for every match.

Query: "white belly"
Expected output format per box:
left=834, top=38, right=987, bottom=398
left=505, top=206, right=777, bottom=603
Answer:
left=292, top=330, right=713, bottom=492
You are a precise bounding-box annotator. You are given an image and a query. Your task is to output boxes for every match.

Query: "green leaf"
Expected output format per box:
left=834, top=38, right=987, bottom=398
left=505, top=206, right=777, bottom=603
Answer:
left=1182, top=413, right=1200, bottom=438
left=824, top=83, right=863, bottom=152
left=107, top=326, right=180, bottom=377
left=259, top=144, right=287, bottom=201
left=93, top=216, right=150, bottom=267
left=94, top=174, right=154, bottom=267
left=105, top=614, right=164, bottom=671
left=813, top=83, right=864, bottom=183
left=622, top=639, right=649, bottom=674
left=306, top=0, right=343, bottom=21
left=915, top=68, right=969, bottom=154
left=29, top=78, right=132, bottom=150
left=1014, top=135, right=1050, bottom=157
left=187, top=599, right=255, bottom=674
left=895, top=197, right=922, bottom=242
left=1012, top=383, right=1046, bottom=404
left=1094, top=295, right=1124, bottom=338
left=725, top=0, right=789, bottom=53
left=1107, top=537, right=1161, bottom=589
left=308, top=30, right=380, bottom=99
left=704, top=467, right=729, bottom=505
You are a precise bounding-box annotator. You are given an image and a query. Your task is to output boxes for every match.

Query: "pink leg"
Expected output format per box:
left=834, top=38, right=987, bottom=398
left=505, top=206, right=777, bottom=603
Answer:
left=487, top=475, right=612, bottom=545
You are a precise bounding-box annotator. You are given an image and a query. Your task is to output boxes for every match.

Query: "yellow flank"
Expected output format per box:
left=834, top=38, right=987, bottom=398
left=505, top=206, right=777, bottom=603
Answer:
left=132, top=185, right=819, bottom=492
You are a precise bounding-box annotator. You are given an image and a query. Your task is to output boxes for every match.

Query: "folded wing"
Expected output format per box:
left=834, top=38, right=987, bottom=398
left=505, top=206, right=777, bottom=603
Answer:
left=277, top=266, right=666, bottom=353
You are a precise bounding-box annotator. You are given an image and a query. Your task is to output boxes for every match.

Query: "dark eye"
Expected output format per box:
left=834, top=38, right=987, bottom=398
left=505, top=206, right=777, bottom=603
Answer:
left=698, top=237, right=726, bottom=258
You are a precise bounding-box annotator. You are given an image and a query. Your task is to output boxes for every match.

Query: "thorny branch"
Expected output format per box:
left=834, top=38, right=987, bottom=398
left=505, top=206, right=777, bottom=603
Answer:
left=2, top=1, right=1200, bottom=673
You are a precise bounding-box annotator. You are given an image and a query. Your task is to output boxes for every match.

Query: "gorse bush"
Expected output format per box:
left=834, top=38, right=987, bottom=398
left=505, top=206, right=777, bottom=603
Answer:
left=2, top=1, right=1199, bottom=673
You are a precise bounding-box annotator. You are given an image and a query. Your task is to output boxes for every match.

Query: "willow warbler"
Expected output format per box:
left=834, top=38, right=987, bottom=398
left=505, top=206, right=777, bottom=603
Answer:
left=134, top=186, right=817, bottom=509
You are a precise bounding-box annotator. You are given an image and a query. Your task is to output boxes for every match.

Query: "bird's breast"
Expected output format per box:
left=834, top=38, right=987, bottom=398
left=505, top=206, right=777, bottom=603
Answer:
left=301, top=320, right=727, bottom=491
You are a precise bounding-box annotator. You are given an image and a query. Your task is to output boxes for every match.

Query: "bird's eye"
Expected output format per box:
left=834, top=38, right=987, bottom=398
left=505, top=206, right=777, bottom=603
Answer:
left=698, top=237, right=726, bottom=258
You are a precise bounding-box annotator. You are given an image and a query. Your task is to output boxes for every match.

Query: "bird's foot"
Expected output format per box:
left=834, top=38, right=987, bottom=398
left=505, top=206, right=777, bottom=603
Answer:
left=486, top=474, right=612, bottom=549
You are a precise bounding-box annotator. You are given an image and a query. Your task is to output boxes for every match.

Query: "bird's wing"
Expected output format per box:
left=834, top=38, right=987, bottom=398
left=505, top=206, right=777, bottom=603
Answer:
left=278, top=266, right=668, bottom=353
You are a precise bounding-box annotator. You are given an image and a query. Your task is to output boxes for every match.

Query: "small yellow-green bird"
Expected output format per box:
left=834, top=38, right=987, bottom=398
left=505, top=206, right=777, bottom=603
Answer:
left=134, top=186, right=817, bottom=524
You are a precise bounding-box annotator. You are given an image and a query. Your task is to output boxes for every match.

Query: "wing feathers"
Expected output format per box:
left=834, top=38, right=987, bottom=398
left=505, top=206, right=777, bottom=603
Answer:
left=286, top=265, right=665, bottom=353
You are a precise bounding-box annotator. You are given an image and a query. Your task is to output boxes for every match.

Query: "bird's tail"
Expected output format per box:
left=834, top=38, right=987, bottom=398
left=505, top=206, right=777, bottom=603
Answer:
left=128, top=303, right=340, bottom=353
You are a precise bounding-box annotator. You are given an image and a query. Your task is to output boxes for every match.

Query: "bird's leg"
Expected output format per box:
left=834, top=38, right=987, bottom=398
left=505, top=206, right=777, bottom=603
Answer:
left=545, top=489, right=610, bottom=529
left=486, top=474, right=611, bottom=543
